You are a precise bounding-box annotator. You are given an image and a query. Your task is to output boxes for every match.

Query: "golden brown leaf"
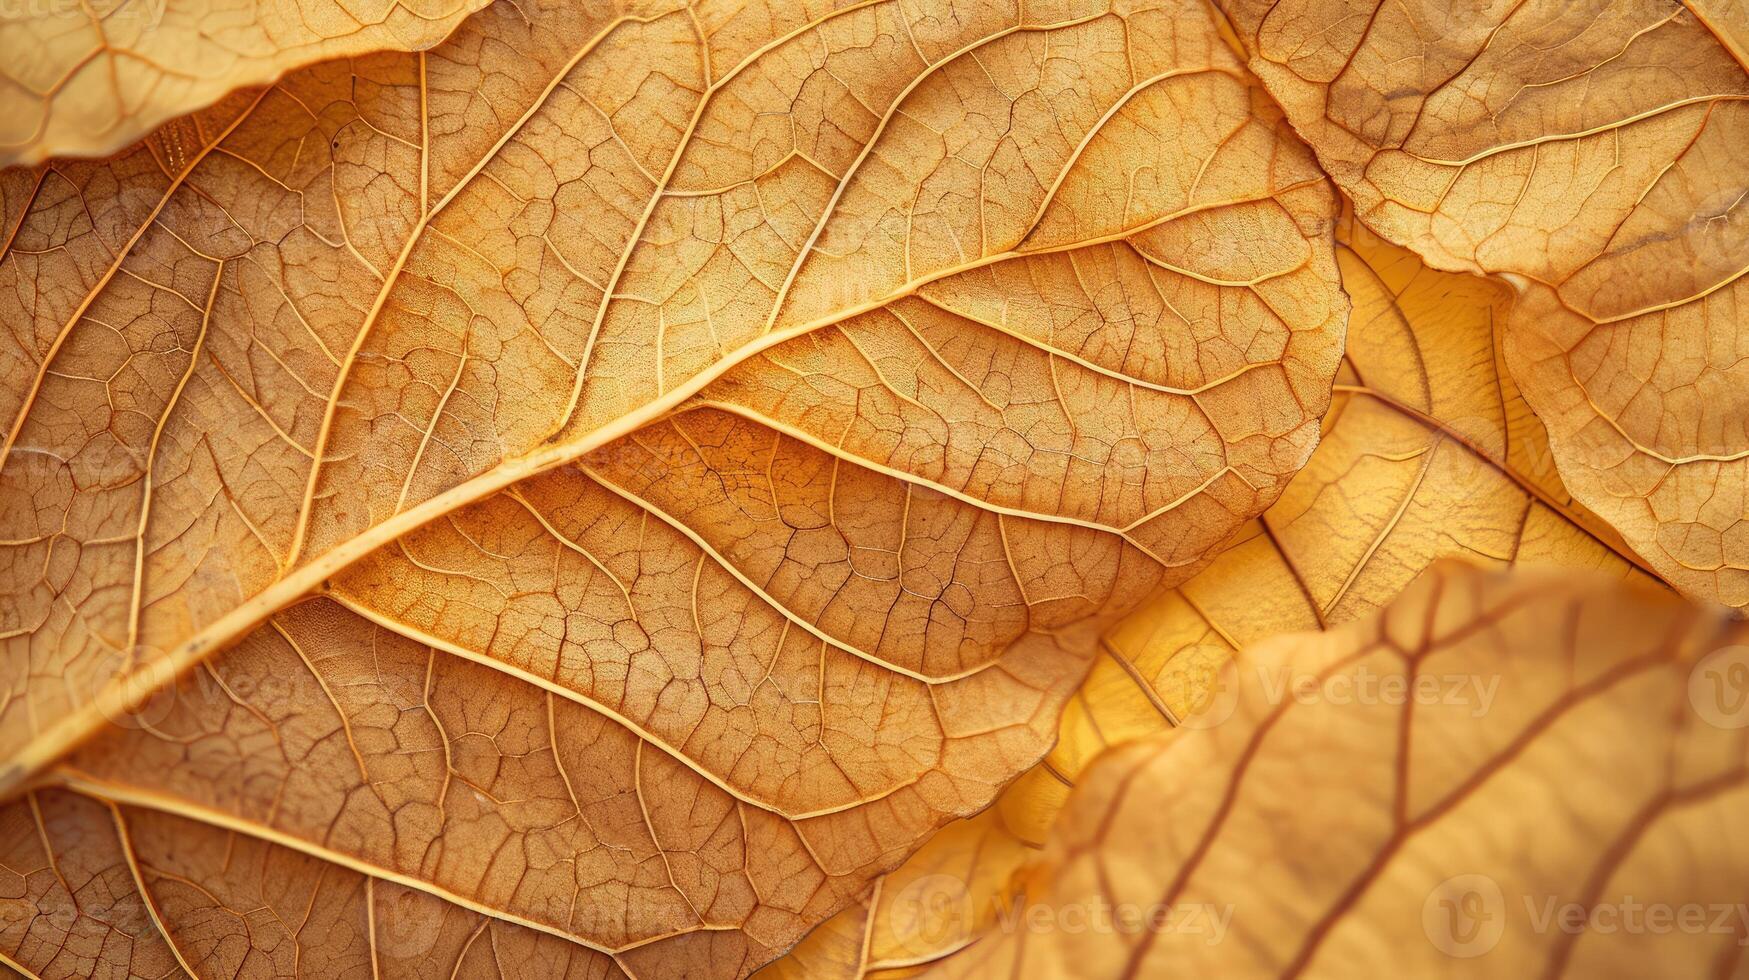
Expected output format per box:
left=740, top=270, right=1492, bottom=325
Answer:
left=1215, top=0, right=1749, bottom=608
left=0, top=790, right=180, bottom=979
left=753, top=810, right=1032, bottom=980
left=2, top=788, right=624, bottom=979
left=757, top=209, right=1663, bottom=977
left=1688, top=0, right=1749, bottom=68
left=0, top=0, right=491, bottom=167
left=0, top=1, right=1348, bottom=975
left=924, top=561, right=1749, bottom=977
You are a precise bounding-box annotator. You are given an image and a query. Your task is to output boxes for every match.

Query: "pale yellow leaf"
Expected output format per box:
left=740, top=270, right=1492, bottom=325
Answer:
left=1215, top=0, right=1749, bottom=608
left=922, top=561, right=1749, bottom=977
left=1688, top=0, right=1749, bottom=68
left=762, top=207, right=1664, bottom=978
left=0, top=0, right=492, bottom=167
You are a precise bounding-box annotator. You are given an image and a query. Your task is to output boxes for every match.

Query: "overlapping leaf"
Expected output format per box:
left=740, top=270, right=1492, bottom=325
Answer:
left=1215, top=0, right=1749, bottom=608
left=759, top=209, right=1662, bottom=978
left=0, top=0, right=1349, bottom=975
left=920, top=561, right=1749, bottom=977
left=1687, top=0, right=1749, bottom=68
left=0, top=0, right=491, bottom=166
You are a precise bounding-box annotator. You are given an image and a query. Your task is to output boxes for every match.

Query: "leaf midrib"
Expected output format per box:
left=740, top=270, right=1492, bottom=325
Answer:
left=0, top=180, right=1303, bottom=800
left=2, top=0, right=1323, bottom=804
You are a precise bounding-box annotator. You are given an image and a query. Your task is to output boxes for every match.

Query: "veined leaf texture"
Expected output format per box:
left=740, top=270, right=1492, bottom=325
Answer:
left=921, top=562, right=1749, bottom=978
left=1, top=0, right=493, bottom=166
left=1217, top=0, right=1749, bottom=608
left=1, top=0, right=1745, bottom=978
left=755, top=199, right=1669, bottom=980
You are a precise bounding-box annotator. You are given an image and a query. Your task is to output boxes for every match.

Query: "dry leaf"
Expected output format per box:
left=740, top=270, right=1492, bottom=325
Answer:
left=757, top=209, right=1661, bottom=977
left=1215, top=0, right=1749, bottom=608
left=1048, top=213, right=1660, bottom=782
left=922, top=560, right=1749, bottom=977
left=0, top=0, right=491, bottom=167
left=753, top=810, right=1032, bottom=980
left=0, top=0, right=1349, bottom=975
left=2, top=787, right=622, bottom=978
left=1687, top=0, right=1749, bottom=67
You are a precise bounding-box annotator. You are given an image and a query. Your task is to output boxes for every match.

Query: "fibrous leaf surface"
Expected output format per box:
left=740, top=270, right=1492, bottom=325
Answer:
left=0, top=0, right=1348, bottom=975
left=921, top=561, right=1749, bottom=978
left=757, top=206, right=1662, bottom=978
left=1215, top=0, right=1749, bottom=607
left=0, top=0, right=492, bottom=166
